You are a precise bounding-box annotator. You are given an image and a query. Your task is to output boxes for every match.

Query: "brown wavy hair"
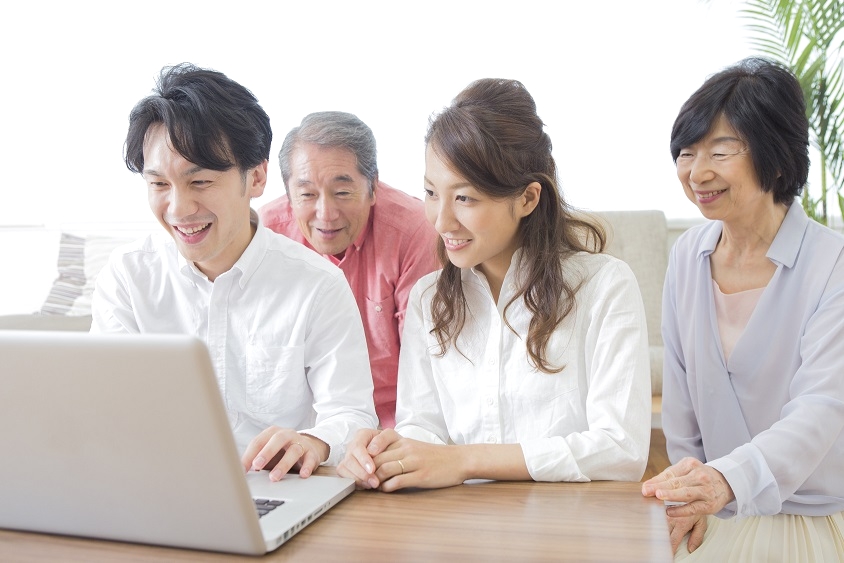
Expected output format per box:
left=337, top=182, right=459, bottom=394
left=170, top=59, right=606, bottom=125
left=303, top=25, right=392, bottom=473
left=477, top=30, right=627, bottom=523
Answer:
left=425, top=78, right=605, bottom=373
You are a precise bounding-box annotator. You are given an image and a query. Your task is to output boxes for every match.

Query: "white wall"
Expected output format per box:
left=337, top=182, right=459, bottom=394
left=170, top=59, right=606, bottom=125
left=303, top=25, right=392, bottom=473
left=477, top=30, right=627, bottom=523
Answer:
left=1, top=0, right=763, bottom=230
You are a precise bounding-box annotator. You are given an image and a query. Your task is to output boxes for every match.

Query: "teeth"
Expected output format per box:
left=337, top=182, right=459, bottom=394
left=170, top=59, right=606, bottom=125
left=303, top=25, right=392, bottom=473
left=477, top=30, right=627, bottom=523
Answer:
left=178, top=224, right=209, bottom=235
left=447, top=238, right=469, bottom=245
left=698, top=189, right=726, bottom=199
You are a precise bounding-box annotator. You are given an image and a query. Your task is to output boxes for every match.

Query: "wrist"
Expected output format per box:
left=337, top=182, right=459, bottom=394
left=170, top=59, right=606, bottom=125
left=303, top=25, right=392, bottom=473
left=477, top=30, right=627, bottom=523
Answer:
left=300, top=433, right=329, bottom=463
left=457, top=444, right=481, bottom=481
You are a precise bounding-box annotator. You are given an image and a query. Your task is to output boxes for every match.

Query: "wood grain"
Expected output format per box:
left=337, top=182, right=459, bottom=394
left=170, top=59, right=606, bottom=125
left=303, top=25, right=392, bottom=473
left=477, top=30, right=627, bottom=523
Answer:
left=644, top=428, right=671, bottom=481
left=0, top=476, right=672, bottom=562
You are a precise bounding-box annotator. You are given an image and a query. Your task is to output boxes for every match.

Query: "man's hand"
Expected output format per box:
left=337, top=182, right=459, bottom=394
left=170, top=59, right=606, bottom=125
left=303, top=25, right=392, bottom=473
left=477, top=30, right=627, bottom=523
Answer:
left=241, top=426, right=329, bottom=480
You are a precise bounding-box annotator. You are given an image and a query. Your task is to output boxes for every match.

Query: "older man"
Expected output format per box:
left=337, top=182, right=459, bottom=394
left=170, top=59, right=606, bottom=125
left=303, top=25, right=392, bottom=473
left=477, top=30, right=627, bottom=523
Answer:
left=260, top=112, right=438, bottom=428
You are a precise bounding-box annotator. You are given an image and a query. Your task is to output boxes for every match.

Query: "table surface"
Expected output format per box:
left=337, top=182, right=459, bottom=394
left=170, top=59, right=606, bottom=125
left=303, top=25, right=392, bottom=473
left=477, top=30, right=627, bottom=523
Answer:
left=0, top=477, right=672, bottom=562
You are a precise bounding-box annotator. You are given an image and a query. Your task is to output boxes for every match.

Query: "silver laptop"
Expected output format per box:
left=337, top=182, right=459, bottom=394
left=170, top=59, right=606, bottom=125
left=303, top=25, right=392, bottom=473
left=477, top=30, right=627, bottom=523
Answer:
left=0, top=330, right=354, bottom=555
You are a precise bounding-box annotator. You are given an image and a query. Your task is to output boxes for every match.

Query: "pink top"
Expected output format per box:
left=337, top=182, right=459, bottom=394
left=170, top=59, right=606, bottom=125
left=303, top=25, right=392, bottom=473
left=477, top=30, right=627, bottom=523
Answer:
left=259, top=183, right=439, bottom=428
left=712, top=279, right=765, bottom=362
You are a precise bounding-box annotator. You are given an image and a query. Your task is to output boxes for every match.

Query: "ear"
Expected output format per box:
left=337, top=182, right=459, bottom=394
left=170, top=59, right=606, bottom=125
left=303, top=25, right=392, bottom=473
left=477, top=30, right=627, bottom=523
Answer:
left=249, top=160, right=269, bottom=198
left=516, top=182, right=541, bottom=218
left=369, top=176, right=379, bottom=206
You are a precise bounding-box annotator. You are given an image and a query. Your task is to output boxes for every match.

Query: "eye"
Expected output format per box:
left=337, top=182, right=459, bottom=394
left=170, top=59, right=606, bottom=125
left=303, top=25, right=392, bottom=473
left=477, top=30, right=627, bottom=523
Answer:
left=423, top=188, right=435, bottom=198
left=678, top=151, right=693, bottom=159
left=191, top=180, right=211, bottom=187
left=455, top=194, right=473, bottom=203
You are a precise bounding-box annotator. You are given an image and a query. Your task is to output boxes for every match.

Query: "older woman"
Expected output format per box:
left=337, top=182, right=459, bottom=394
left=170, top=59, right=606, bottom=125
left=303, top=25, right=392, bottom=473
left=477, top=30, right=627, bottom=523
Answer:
left=642, top=57, right=844, bottom=561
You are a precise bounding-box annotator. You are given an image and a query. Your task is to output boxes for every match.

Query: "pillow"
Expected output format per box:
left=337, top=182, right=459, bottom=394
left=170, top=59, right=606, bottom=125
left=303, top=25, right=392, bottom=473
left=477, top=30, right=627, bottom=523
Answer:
left=40, top=233, right=134, bottom=316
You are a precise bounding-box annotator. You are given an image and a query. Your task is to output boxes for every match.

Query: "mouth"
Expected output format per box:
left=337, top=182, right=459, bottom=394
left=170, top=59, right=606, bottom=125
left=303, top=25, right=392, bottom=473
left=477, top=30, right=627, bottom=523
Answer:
left=442, top=237, right=471, bottom=251
left=173, top=223, right=211, bottom=241
left=696, top=189, right=727, bottom=202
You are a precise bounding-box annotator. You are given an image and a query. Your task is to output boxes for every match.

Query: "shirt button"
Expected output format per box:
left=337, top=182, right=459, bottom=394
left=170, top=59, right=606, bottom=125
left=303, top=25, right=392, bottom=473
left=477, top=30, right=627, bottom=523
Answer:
left=374, top=305, right=382, bottom=312
left=508, top=283, right=516, bottom=292
left=486, top=434, right=496, bottom=444
left=488, top=358, right=496, bottom=365
left=486, top=397, right=494, bottom=406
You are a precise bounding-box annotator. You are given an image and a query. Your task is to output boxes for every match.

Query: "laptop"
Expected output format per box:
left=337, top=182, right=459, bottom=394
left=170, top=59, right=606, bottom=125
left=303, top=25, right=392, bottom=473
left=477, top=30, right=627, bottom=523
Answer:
left=0, top=330, right=354, bottom=555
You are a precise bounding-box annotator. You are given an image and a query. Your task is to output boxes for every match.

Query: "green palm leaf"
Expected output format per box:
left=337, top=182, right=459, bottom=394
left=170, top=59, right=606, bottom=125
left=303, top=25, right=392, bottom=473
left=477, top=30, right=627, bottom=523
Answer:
left=723, top=0, right=844, bottom=224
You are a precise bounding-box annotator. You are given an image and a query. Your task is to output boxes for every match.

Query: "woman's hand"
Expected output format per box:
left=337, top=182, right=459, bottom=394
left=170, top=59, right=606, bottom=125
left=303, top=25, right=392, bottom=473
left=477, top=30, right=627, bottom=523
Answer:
left=642, top=457, right=735, bottom=517
left=337, top=428, right=393, bottom=489
left=666, top=514, right=707, bottom=554
left=371, top=435, right=467, bottom=492
left=241, top=426, right=329, bottom=480
left=339, top=428, right=469, bottom=492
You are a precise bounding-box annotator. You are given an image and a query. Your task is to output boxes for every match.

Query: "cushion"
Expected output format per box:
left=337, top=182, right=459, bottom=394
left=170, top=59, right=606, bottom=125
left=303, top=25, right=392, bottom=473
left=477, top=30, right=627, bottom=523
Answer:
left=40, top=233, right=133, bottom=316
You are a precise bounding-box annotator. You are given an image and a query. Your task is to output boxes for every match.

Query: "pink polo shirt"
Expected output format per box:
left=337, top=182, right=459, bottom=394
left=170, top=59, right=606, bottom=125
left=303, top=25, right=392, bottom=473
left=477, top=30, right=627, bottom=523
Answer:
left=259, top=183, right=439, bottom=428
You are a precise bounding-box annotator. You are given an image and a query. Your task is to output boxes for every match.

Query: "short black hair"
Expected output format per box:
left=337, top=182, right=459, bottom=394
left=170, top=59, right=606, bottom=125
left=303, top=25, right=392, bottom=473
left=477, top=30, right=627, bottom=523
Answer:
left=670, top=57, right=809, bottom=204
left=124, top=63, right=272, bottom=174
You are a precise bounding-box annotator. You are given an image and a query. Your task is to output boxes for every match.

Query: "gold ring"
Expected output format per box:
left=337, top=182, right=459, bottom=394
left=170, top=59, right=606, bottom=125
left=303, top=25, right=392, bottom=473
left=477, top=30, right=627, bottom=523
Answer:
left=397, top=459, right=406, bottom=475
left=293, top=442, right=305, bottom=454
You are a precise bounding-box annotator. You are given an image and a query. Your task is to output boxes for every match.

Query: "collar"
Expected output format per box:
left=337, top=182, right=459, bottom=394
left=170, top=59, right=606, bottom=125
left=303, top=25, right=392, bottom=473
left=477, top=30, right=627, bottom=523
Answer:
left=326, top=207, right=374, bottom=266
left=696, top=201, right=808, bottom=269
left=468, top=247, right=524, bottom=287
left=179, top=209, right=266, bottom=286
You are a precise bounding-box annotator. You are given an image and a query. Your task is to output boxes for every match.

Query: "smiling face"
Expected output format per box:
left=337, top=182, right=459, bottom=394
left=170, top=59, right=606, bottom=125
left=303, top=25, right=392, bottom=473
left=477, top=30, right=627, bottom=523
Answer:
left=423, top=144, right=539, bottom=289
left=676, top=114, right=772, bottom=223
left=287, top=142, right=375, bottom=258
left=143, top=123, right=267, bottom=281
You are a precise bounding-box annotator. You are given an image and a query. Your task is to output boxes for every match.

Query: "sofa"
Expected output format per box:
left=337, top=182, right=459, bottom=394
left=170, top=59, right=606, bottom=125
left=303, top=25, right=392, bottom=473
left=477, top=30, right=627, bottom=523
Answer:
left=0, top=211, right=670, bottom=426
left=594, top=211, right=668, bottom=428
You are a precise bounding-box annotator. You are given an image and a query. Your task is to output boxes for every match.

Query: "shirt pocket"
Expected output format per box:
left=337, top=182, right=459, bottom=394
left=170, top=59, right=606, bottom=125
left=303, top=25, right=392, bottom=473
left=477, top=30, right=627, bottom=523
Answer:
left=363, top=296, right=399, bottom=363
left=244, top=344, right=305, bottom=414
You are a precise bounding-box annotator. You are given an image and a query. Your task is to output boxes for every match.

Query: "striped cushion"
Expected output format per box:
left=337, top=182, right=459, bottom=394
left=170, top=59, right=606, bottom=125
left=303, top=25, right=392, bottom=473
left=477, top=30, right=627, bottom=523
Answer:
left=40, top=233, right=132, bottom=316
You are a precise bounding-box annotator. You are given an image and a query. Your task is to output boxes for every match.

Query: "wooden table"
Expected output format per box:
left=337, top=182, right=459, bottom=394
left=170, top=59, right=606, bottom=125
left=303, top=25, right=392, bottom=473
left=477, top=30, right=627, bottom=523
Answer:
left=0, top=479, right=672, bottom=562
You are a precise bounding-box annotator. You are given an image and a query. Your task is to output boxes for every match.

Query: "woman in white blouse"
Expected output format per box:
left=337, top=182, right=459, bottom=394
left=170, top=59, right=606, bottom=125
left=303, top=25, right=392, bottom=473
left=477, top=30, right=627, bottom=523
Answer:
left=337, top=77, right=651, bottom=491
left=641, top=58, right=844, bottom=562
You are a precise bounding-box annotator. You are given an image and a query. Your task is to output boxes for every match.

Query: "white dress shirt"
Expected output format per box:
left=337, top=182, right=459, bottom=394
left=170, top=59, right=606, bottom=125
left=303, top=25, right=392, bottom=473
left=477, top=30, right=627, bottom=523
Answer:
left=395, top=250, right=651, bottom=482
left=91, top=218, right=378, bottom=464
left=663, top=202, right=844, bottom=517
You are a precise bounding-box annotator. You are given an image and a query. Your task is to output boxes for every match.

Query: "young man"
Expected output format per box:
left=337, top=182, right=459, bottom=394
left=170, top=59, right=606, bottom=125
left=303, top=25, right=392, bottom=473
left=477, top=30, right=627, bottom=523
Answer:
left=260, top=112, right=438, bottom=428
left=91, top=64, right=377, bottom=480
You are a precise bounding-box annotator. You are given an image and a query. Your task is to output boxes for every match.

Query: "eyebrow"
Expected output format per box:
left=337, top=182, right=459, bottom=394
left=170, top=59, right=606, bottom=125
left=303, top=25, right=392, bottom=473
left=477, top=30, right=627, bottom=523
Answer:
left=142, top=165, right=206, bottom=177
left=423, top=176, right=474, bottom=190
left=709, top=136, right=744, bottom=144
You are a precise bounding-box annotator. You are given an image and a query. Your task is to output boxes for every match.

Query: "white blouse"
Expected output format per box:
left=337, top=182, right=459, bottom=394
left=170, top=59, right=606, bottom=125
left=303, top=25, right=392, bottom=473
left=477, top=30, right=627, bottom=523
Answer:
left=394, top=250, right=651, bottom=482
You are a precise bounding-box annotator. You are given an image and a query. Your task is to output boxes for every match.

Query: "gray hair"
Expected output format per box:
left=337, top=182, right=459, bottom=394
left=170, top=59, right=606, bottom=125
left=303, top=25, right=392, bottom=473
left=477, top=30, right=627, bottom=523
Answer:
left=279, top=111, right=378, bottom=195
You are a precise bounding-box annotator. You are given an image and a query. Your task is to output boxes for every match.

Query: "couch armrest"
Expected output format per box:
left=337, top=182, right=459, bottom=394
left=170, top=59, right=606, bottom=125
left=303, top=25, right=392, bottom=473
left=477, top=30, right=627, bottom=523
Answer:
left=0, top=314, right=92, bottom=331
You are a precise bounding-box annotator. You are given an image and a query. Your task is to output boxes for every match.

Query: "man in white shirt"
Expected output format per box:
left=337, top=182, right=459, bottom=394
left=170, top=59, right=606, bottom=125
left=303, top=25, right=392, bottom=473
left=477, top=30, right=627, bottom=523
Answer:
left=91, top=63, right=377, bottom=480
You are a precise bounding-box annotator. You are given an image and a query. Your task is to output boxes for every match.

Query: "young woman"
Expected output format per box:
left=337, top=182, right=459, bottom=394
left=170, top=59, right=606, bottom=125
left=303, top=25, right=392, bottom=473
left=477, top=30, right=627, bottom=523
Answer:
left=338, top=78, right=651, bottom=491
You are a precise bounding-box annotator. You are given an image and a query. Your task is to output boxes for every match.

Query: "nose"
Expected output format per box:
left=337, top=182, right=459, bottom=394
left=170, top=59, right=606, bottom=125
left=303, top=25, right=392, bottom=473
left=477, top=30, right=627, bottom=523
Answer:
left=432, top=200, right=459, bottom=234
left=687, top=155, right=715, bottom=186
left=167, top=185, right=197, bottom=219
left=315, top=194, right=339, bottom=222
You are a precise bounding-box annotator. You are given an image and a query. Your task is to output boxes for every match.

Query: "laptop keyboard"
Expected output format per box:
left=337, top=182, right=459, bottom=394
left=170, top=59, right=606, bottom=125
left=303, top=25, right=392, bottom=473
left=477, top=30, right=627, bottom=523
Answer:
left=254, top=498, right=285, bottom=518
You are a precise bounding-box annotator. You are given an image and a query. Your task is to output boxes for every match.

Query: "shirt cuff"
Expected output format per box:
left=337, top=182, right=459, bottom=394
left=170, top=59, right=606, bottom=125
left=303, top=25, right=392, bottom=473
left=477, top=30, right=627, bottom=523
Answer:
left=299, top=427, right=344, bottom=466
left=396, top=424, right=447, bottom=445
left=521, top=436, right=589, bottom=482
left=707, top=443, right=782, bottom=517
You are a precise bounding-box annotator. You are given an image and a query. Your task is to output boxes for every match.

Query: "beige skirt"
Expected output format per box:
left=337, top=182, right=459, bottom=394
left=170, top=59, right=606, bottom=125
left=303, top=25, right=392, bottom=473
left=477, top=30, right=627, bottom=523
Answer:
left=675, top=512, right=844, bottom=562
